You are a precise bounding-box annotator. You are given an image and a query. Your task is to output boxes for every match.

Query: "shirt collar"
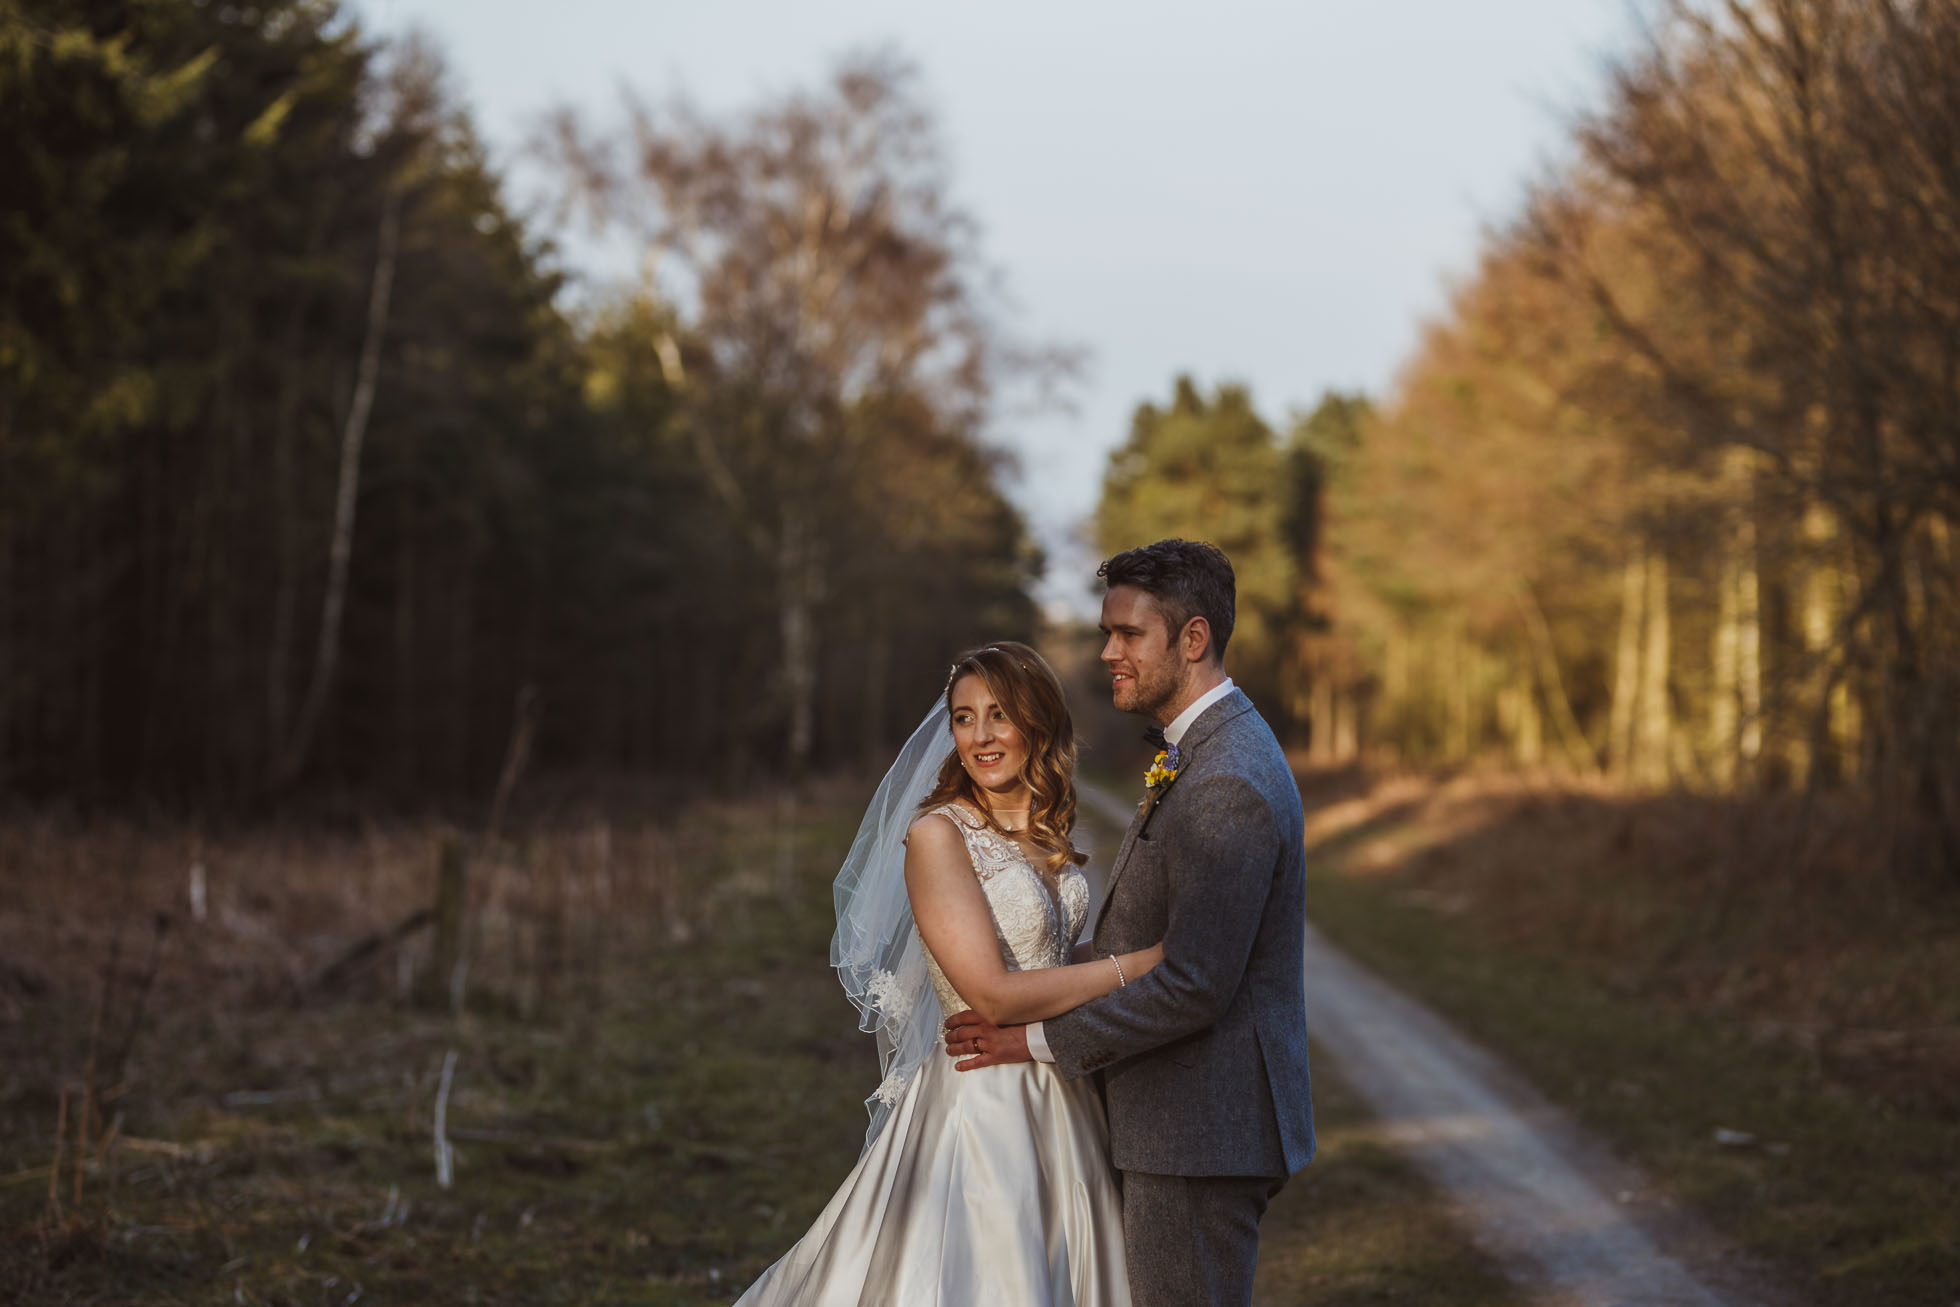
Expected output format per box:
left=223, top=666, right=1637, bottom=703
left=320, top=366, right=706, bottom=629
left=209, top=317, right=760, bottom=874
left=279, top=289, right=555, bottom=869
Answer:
left=1164, top=677, right=1235, bottom=747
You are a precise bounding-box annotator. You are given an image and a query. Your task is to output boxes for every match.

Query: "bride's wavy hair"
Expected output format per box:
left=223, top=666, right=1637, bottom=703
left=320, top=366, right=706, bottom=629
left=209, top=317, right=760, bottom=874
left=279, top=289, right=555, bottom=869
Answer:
left=919, top=642, right=1087, bottom=873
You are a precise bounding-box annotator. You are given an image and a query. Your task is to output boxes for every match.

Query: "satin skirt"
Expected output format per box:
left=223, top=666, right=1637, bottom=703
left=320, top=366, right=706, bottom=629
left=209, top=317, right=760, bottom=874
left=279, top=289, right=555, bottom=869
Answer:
left=734, top=1050, right=1132, bottom=1306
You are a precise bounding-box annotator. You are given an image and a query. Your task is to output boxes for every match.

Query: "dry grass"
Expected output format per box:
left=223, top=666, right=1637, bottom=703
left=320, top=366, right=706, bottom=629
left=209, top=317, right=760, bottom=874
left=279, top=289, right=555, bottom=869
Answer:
left=0, top=789, right=875, bottom=1304
left=1299, top=763, right=1960, bottom=1306
left=2, top=778, right=1527, bottom=1305
left=0, top=811, right=683, bottom=1024
left=1298, top=766, right=1960, bottom=1110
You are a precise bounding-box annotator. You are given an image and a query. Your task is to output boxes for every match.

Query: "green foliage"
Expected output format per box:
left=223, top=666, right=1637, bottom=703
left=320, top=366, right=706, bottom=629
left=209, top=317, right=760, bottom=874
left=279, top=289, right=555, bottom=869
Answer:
left=0, top=15, right=1040, bottom=806
left=1284, top=390, right=1370, bottom=576
left=1096, top=376, right=1304, bottom=736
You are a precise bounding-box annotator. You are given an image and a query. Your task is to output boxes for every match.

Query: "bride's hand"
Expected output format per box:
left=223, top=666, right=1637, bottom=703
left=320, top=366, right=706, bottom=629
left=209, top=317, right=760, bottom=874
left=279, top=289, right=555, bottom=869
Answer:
left=943, top=1009, right=1031, bottom=1071
left=1138, top=942, right=1165, bottom=973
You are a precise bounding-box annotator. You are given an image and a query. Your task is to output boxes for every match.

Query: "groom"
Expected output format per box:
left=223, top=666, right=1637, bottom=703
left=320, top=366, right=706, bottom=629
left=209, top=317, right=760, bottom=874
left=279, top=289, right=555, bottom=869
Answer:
left=945, top=538, right=1315, bottom=1307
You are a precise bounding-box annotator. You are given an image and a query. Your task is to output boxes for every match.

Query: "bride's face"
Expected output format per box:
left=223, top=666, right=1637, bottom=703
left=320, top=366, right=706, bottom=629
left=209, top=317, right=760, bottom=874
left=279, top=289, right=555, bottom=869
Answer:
left=948, top=673, right=1031, bottom=795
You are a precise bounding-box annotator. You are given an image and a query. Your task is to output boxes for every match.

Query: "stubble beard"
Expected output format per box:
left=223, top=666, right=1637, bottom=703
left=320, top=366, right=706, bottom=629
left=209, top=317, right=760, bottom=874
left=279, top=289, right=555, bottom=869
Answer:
left=1121, top=662, right=1182, bottom=725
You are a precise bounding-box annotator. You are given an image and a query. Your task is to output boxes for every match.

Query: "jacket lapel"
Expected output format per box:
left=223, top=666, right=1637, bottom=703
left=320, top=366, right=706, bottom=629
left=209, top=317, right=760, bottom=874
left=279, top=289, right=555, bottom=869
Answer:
left=1093, top=689, right=1257, bottom=936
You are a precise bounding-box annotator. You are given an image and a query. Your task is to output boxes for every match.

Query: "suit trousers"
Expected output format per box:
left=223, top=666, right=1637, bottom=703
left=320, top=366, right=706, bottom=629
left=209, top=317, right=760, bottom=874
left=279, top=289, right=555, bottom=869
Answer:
left=1120, top=1169, right=1287, bottom=1307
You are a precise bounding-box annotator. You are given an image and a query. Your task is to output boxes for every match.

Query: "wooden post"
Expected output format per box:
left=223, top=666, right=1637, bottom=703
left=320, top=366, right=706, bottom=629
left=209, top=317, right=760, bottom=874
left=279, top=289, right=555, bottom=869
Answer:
left=430, top=835, right=468, bottom=1010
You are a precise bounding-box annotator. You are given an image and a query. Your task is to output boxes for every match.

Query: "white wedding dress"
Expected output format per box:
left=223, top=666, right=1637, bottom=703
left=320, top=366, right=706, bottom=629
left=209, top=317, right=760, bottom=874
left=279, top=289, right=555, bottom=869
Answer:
left=733, top=802, right=1133, bottom=1307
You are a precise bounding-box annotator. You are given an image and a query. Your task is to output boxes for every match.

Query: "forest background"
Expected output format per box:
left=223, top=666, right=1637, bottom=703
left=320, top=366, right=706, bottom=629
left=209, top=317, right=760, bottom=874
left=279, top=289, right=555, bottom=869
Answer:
left=7, top=0, right=1956, bottom=862
left=3, top=0, right=1958, bottom=1303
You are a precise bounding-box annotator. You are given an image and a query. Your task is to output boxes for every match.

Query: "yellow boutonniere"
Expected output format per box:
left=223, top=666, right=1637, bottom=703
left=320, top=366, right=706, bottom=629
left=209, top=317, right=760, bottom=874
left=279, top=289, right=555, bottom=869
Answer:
left=1144, top=744, right=1181, bottom=791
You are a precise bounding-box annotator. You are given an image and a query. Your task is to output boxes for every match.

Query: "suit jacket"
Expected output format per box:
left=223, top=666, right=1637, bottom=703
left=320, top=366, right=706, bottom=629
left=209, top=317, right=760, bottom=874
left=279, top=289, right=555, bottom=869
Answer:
left=1043, top=688, right=1316, bottom=1178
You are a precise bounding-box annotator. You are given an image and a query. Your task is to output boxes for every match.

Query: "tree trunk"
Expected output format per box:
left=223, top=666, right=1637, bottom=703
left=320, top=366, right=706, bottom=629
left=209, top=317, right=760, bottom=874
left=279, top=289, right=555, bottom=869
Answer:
left=1514, top=673, right=1544, bottom=766
left=861, top=595, right=889, bottom=762
left=1634, top=547, right=1672, bottom=787
left=1608, top=548, right=1645, bottom=779
left=1711, top=532, right=1742, bottom=788
left=1284, top=621, right=1315, bottom=750
left=777, top=502, right=820, bottom=779
left=1311, top=672, right=1335, bottom=765
left=1333, top=685, right=1358, bottom=762
left=1737, top=498, right=1764, bottom=781
left=1708, top=447, right=1759, bottom=786
left=1512, top=580, right=1600, bottom=775
left=444, top=565, right=475, bottom=792
left=394, top=489, right=418, bottom=796
left=275, top=191, right=400, bottom=791
left=1445, top=627, right=1472, bottom=760
left=0, top=532, right=10, bottom=790
left=1384, top=626, right=1409, bottom=752
left=1791, top=502, right=1845, bottom=788
left=265, top=263, right=321, bottom=763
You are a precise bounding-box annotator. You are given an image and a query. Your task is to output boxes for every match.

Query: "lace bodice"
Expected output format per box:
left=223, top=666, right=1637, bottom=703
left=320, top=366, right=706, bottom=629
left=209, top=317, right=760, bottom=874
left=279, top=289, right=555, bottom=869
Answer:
left=918, top=803, right=1089, bottom=1017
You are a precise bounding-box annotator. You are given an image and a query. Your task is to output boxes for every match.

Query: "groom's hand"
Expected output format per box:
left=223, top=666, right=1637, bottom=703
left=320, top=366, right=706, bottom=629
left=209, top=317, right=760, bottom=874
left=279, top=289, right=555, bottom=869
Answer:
left=943, top=1010, right=1030, bottom=1071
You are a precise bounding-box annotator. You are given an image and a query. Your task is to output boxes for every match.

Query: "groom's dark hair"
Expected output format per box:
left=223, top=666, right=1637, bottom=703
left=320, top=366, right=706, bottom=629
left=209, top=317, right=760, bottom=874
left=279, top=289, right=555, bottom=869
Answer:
left=1098, top=539, right=1236, bottom=663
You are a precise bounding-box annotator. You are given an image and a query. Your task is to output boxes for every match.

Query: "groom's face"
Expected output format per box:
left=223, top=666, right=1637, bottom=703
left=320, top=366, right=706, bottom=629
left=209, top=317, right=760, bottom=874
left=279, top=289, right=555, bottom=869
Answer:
left=1099, top=585, right=1184, bottom=722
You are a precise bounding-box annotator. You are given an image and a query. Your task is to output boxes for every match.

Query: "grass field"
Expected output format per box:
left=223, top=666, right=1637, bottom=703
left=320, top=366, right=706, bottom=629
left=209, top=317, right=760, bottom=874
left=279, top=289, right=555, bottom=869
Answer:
left=2, top=799, right=876, bottom=1304
left=2, top=786, right=1519, bottom=1305
left=1297, top=765, right=1960, bottom=1307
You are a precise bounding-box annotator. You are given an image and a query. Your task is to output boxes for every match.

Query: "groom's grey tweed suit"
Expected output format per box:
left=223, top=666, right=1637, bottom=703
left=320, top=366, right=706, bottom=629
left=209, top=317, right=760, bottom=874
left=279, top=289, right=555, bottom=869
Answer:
left=1044, top=689, right=1314, bottom=1307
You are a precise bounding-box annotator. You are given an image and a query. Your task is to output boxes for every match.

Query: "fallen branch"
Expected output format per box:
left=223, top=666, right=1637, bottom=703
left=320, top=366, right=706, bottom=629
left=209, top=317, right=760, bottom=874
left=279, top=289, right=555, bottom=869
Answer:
left=301, top=906, right=434, bottom=999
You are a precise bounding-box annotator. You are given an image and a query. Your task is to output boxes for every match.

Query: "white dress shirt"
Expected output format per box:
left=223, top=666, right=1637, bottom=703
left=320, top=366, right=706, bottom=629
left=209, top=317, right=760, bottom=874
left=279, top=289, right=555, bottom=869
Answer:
left=1024, top=677, right=1235, bottom=1063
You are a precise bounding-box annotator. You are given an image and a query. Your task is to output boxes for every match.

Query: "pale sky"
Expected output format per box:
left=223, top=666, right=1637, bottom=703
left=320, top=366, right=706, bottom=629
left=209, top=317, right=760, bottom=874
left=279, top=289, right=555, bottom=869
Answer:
left=358, top=0, right=1635, bottom=615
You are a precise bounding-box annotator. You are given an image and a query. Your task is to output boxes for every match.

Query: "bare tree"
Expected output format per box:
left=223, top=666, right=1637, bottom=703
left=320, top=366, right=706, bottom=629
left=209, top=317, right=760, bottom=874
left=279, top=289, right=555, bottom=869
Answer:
left=1540, top=0, right=1960, bottom=868
left=542, top=52, right=1064, bottom=776
left=274, top=190, right=399, bottom=789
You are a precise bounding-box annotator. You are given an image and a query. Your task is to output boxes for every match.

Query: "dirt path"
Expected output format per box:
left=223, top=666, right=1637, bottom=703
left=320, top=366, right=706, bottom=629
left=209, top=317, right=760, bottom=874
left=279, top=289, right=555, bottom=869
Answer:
left=1078, top=780, right=1775, bottom=1307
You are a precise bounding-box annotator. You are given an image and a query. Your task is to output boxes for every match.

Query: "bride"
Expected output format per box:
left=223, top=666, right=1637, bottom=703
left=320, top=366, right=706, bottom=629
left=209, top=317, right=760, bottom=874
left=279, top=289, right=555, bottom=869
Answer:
left=733, top=641, right=1158, bottom=1306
